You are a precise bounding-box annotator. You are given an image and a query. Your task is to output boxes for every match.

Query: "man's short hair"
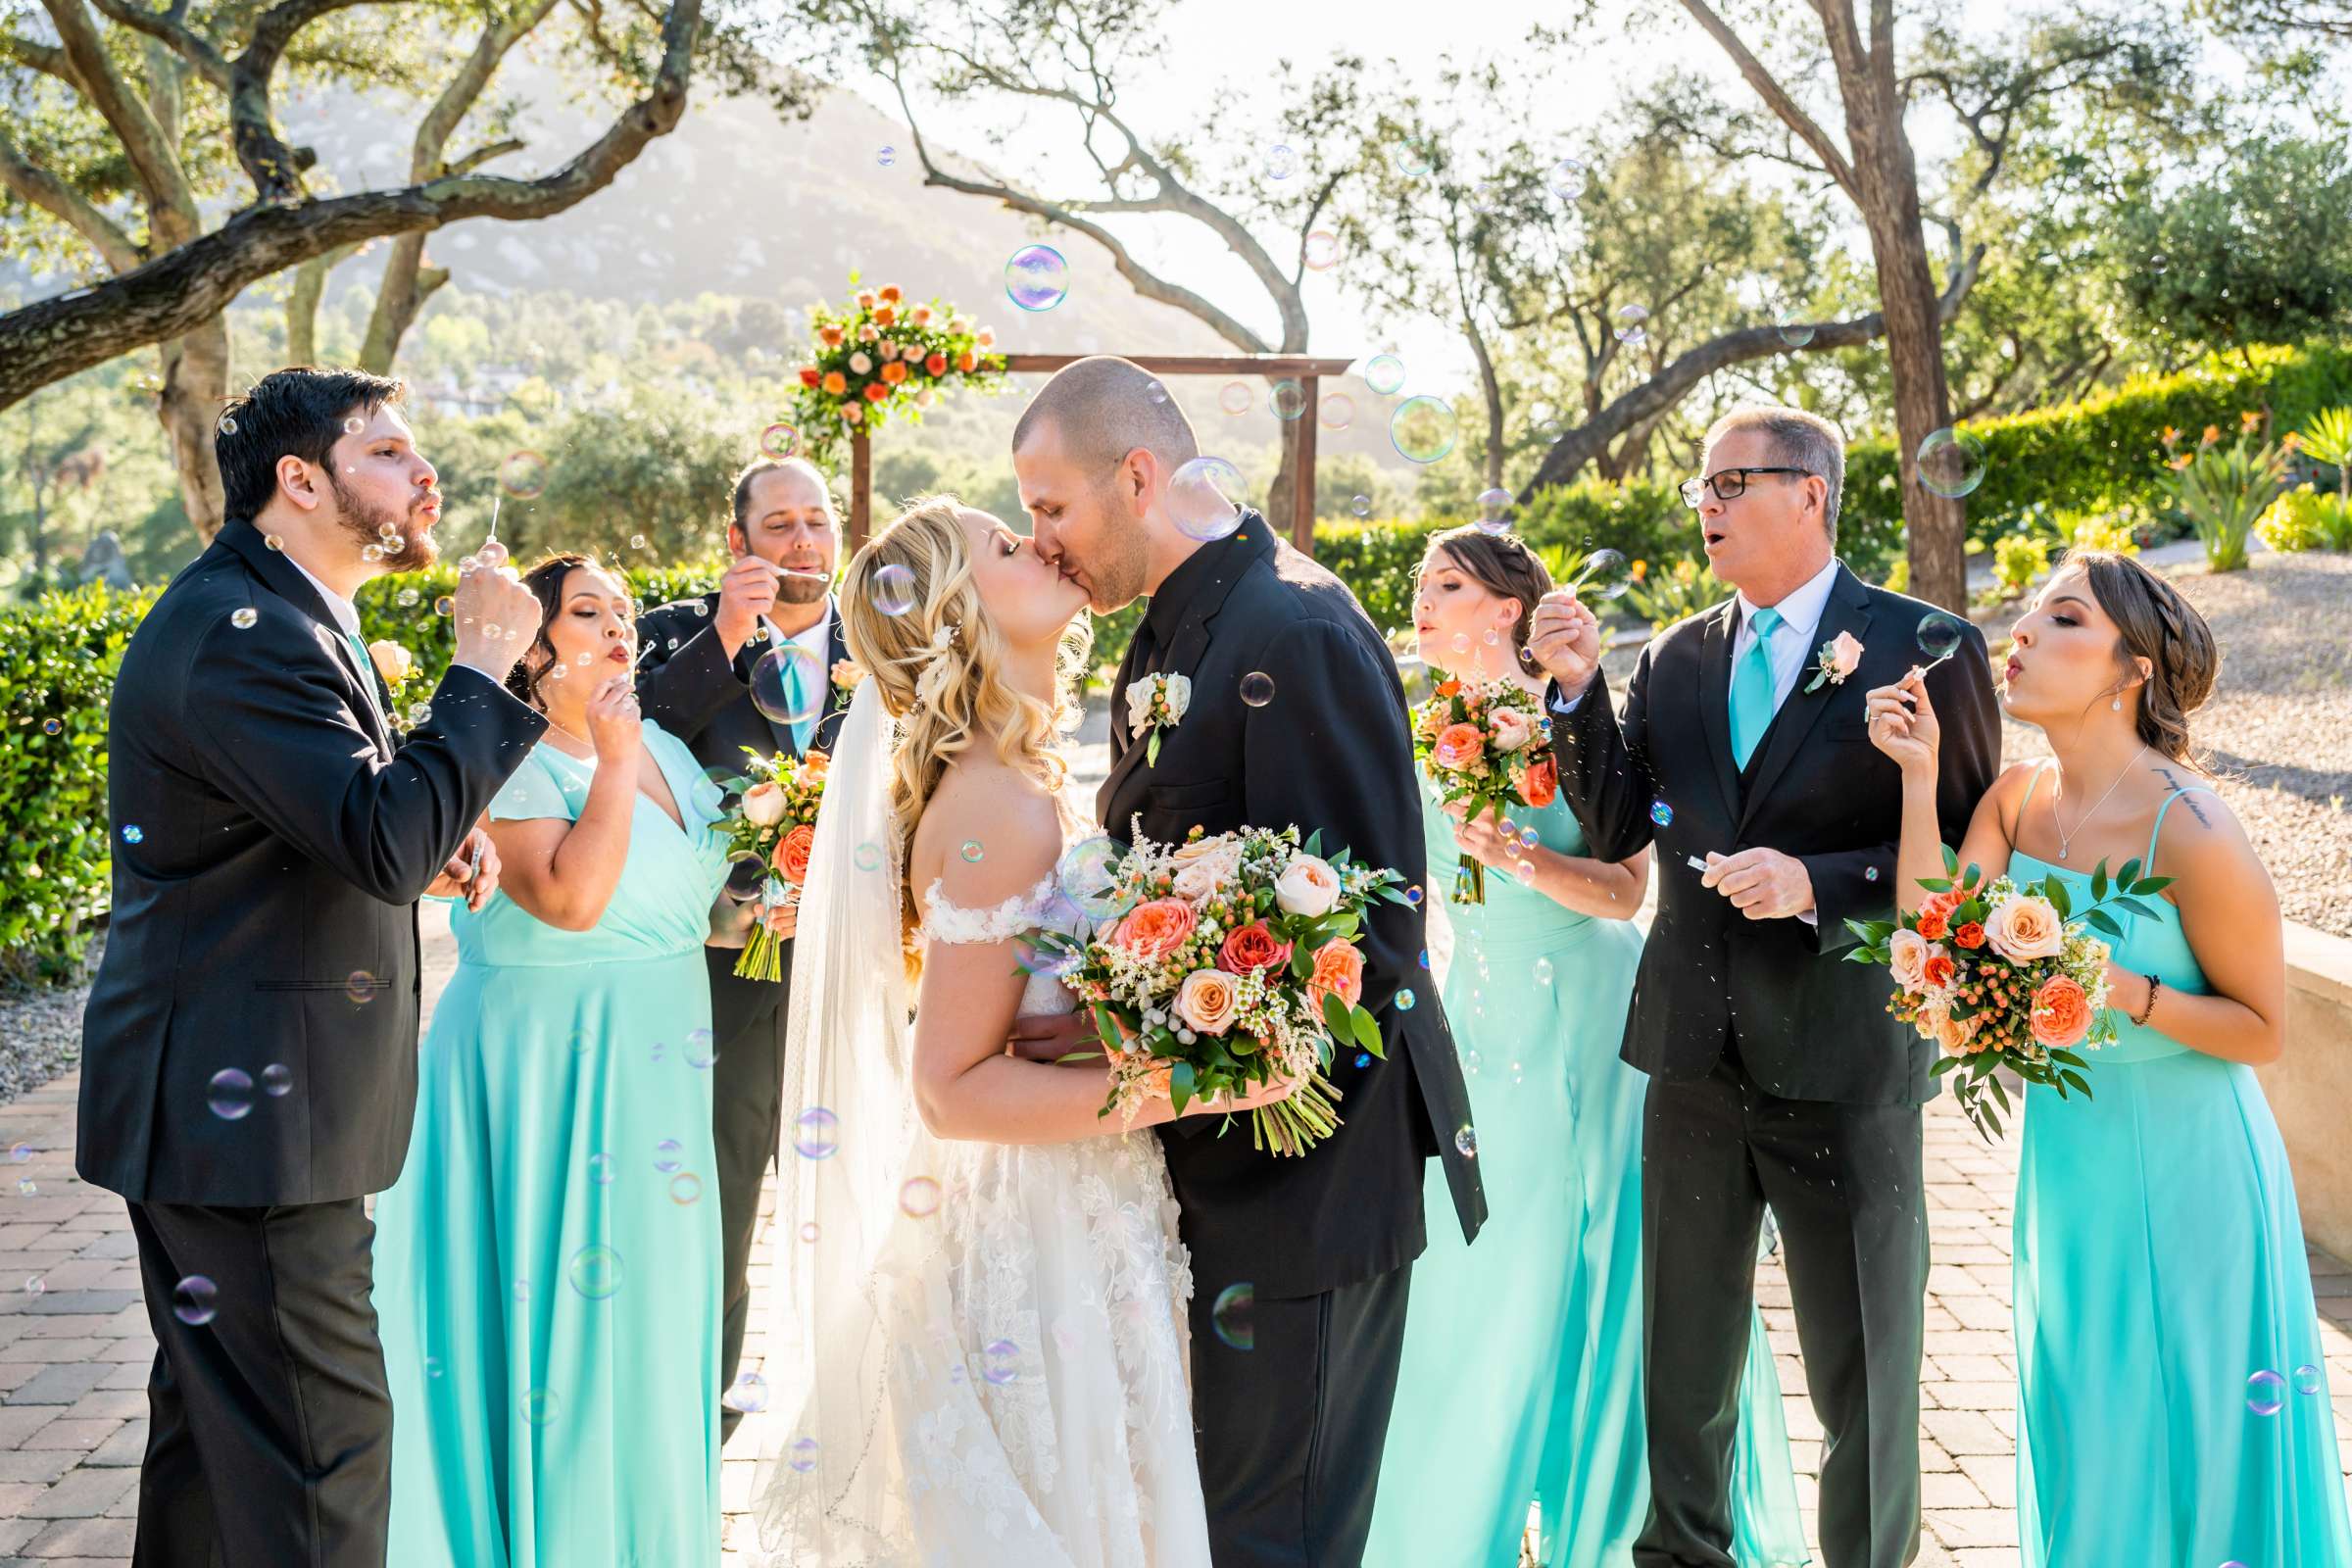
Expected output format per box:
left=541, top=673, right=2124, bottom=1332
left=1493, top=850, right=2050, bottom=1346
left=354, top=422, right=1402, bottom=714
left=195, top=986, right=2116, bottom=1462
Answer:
left=1010, top=355, right=1200, bottom=476
left=730, top=456, right=835, bottom=534
left=217, top=367, right=405, bottom=522
left=1703, top=405, right=1847, bottom=539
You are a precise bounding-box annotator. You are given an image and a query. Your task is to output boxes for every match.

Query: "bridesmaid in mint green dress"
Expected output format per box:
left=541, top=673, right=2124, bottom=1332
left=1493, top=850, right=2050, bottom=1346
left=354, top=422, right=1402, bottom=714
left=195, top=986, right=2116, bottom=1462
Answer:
left=1869, top=550, right=2350, bottom=1568
left=374, top=556, right=734, bottom=1567
left=1369, top=529, right=1809, bottom=1568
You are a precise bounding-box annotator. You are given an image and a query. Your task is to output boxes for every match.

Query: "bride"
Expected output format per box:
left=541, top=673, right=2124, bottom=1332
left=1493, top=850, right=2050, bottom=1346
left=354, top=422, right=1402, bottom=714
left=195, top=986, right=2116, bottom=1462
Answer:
left=750, top=495, right=1294, bottom=1567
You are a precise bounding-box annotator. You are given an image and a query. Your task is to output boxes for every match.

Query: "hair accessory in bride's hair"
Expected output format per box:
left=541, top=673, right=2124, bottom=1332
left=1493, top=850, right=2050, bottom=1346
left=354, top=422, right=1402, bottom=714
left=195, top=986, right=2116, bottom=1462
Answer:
left=909, top=619, right=962, bottom=710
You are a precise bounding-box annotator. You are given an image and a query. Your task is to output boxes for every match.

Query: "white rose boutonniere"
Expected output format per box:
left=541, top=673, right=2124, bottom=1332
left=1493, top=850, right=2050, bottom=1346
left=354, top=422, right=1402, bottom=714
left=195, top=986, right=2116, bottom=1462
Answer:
left=831, top=659, right=868, bottom=698
left=368, top=639, right=414, bottom=688
left=1126, top=671, right=1192, bottom=766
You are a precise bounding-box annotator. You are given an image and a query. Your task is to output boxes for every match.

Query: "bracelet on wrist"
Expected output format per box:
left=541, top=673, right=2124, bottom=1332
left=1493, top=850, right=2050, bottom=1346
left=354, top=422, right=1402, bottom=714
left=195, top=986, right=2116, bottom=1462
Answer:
left=2129, top=973, right=2162, bottom=1029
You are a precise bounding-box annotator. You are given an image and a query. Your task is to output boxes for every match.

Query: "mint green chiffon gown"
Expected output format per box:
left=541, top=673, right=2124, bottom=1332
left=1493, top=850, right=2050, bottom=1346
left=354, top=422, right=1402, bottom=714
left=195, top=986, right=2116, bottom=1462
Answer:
left=373, top=721, right=732, bottom=1568
left=2011, top=772, right=2351, bottom=1566
left=1367, top=784, right=1809, bottom=1568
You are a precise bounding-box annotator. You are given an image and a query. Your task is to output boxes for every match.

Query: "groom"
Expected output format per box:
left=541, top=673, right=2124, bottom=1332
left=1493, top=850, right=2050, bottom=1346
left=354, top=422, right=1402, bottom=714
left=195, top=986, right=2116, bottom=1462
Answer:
left=1529, top=406, right=1998, bottom=1568
left=1015, top=356, right=1487, bottom=1567
left=78, top=367, right=549, bottom=1565
left=636, top=454, right=853, bottom=1439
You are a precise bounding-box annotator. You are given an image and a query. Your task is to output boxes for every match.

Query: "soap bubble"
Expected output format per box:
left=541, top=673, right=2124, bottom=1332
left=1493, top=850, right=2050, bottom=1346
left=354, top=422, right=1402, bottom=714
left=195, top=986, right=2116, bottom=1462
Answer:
left=1168, top=456, right=1246, bottom=542
left=750, top=645, right=826, bottom=726
left=1302, top=229, right=1341, bottom=270
left=1613, top=305, right=1649, bottom=347
left=1533, top=956, right=1554, bottom=985
left=1917, top=611, right=1968, bottom=663
left=760, top=422, right=800, bottom=460
left=1396, top=139, right=1436, bottom=176
left=1363, top=354, right=1407, bottom=395
left=1240, top=671, right=1276, bottom=707
left=206, top=1068, right=254, bottom=1120
left=434, top=596, right=454, bottom=617
left=723, top=1372, right=770, bottom=1413
left=1474, top=487, right=1512, bottom=533
left=875, top=145, right=896, bottom=168
left=521, top=1388, right=559, bottom=1426
left=218, top=415, right=238, bottom=436
left=793, top=1107, right=840, bottom=1159
left=499, top=451, right=549, bottom=500
left=854, top=842, right=884, bottom=873
left=899, top=1176, right=942, bottom=1217
left=41, top=718, right=61, bottom=736
left=1566, top=548, right=1634, bottom=602
left=2291, top=1363, right=2324, bottom=1396
left=960, top=840, right=985, bottom=863
left=1916, top=427, right=1987, bottom=499
left=2149, top=252, right=2169, bottom=274
left=588, top=1152, right=616, bottom=1186
left=1390, top=396, right=1457, bottom=465
left=1650, top=800, right=1674, bottom=828
left=1218, top=380, right=1252, bottom=416
left=122, top=824, right=144, bottom=845
left=231, top=608, right=259, bottom=630
left=654, top=1138, right=684, bottom=1173
left=682, top=1028, right=716, bottom=1069
left=172, top=1275, right=220, bottom=1325
left=869, top=563, right=917, bottom=616
left=1318, top=393, right=1354, bottom=431
left=1210, top=1283, right=1255, bottom=1349
left=1776, top=312, right=1816, bottom=348
left=567, top=1245, right=623, bottom=1300
left=799, top=1221, right=820, bottom=1243
left=7, top=1145, right=26, bottom=1163
left=1004, top=245, right=1068, bottom=311
left=1056, top=835, right=1126, bottom=922
left=1350, top=494, right=1372, bottom=517
left=1269, top=381, right=1308, bottom=421
left=1397, top=988, right=1418, bottom=1010
left=982, top=1338, right=1021, bottom=1385
left=2246, top=1369, right=2286, bottom=1416
left=261, top=1063, right=293, bottom=1097
left=1262, top=143, right=1298, bottom=180
left=786, top=1436, right=821, bottom=1472
left=1546, top=158, right=1589, bottom=199
left=1453, top=1124, right=1478, bottom=1158
left=669, top=1172, right=703, bottom=1205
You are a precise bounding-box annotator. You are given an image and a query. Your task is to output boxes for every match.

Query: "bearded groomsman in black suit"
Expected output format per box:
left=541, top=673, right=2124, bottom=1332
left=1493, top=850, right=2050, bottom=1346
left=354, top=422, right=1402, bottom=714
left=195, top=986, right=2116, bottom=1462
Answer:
left=1529, top=406, right=2000, bottom=1568
left=79, top=367, right=550, bottom=1566
left=636, top=455, right=853, bottom=1439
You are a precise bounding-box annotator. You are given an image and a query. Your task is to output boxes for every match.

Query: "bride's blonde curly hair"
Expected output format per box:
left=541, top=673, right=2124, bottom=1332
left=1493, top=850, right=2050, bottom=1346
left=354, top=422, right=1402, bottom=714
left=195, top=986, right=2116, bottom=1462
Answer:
left=840, top=495, right=1091, bottom=960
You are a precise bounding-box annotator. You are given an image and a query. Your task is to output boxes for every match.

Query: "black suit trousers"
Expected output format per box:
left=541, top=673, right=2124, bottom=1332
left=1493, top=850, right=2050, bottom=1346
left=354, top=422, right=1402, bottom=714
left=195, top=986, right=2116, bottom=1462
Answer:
left=1633, top=1050, right=1927, bottom=1568
left=706, top=944, right=792, bottom=1441
left=126, top=1198, right=391, bottom=1568
left=1189, top=1263, right=1411, bottom=1568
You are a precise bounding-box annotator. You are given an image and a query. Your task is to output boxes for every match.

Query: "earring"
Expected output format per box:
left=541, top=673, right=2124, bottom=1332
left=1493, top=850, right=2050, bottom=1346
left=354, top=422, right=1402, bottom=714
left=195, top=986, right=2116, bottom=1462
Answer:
left=2111, top=694, right=2123, bottom=711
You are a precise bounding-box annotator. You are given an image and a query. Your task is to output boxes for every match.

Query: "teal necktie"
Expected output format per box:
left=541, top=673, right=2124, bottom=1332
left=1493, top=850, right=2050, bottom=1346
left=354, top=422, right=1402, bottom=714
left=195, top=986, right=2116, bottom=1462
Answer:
left=1729, top=606, right=1783, bottom=769
left=782, top=649, right=814, bottom=755
left=343, top=629, right=386, bottom=716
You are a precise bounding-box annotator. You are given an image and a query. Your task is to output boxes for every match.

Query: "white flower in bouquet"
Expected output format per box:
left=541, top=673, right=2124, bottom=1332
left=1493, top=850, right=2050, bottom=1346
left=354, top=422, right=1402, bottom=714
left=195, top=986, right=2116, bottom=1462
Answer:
left=1488, top=708, right=1536, bottom=752
left=741, top=780, right=788, bottom=827
left=1274, top=854, right=1341, bottom=917
left=849, top=351, right=874, bottom=375
left=1985, top=893, right=2065, bottom=963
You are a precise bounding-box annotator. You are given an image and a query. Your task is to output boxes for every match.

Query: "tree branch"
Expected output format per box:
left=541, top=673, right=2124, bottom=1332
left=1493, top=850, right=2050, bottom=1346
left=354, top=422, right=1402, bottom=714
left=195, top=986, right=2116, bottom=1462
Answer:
left=0, top=0, right=705, bottom=407
left=1, top=28, right=90, bottom=90
left=82, top=0, right=227, bottom=88
left=0, top=127, right=145, bottom=271
left=1520, top=252, right=1981, bottom=496
left=227, top=0, right=376, bottom=203
left=444, top=135, right=525, bottom=176
left=1679, top=0, right=1861, bottom=202
left=37, top=0, right=199, bottom=241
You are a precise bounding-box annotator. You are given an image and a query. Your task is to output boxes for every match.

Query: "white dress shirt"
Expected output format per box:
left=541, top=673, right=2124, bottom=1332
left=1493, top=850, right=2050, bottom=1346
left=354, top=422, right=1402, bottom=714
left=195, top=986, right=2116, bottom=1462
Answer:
left=762, top=603, right=834, bottom=678
left=286, top=555, right=364, bottom=639
left=1728, top=556, right=1843, bottom=720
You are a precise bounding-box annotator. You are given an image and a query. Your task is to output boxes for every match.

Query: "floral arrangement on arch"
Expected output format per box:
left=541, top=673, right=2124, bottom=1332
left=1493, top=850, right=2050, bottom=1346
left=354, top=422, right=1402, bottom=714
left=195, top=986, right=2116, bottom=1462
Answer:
left=788, top=274, right=1008, bottom=464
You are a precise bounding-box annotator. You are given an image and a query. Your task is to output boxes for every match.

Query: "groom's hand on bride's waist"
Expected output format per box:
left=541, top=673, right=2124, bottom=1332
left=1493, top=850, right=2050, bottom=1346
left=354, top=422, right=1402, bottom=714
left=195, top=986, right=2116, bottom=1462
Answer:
left=1004, top=1011, right=1103, bottom=1065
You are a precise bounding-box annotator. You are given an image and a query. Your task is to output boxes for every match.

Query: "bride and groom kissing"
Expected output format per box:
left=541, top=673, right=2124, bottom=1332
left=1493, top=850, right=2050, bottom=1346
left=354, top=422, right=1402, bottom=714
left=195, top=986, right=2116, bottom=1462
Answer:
left=753, top=353, right=1487, bottom=1565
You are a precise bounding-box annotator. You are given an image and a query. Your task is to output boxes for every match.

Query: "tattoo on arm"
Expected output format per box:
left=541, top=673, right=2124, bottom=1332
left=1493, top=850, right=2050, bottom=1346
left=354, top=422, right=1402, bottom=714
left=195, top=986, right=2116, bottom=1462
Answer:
left=2154, top=766, right=2215, bottom=828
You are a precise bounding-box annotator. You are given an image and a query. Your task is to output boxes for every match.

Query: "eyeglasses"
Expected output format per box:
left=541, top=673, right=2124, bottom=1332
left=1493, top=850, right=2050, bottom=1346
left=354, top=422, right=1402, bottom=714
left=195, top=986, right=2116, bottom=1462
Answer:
left=1679, top=466, right=1811, bottom=509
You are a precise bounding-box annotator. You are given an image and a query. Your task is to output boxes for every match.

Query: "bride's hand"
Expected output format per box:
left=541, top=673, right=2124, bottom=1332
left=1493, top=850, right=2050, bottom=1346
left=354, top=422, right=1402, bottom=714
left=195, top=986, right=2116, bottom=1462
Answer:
left=1004, top=1011, right=1102, bottom=1065
left=1196, top=1070, right=1304, bottom=1115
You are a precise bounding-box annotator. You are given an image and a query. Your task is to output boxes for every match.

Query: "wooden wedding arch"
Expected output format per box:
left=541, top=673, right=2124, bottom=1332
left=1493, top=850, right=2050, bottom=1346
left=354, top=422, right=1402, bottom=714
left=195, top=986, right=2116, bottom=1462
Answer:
left=842, top=353, right=1360, bottom=555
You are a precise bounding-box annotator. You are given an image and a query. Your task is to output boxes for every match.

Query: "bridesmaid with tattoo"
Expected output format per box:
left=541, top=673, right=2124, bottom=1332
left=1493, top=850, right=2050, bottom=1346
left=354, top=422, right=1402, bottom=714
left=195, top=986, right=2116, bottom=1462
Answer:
left=1867, top=551, right=2351, bottom=1567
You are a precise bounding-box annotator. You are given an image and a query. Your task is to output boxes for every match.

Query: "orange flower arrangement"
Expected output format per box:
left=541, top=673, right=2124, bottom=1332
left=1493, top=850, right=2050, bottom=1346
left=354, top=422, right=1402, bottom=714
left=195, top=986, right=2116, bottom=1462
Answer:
left=785, top=274, right=1006, bottom=465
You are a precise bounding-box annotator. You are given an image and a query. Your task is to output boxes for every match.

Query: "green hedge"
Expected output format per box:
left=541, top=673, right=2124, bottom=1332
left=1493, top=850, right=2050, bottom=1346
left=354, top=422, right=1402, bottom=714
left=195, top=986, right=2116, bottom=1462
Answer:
left=0, top=585, right=156, bottom=984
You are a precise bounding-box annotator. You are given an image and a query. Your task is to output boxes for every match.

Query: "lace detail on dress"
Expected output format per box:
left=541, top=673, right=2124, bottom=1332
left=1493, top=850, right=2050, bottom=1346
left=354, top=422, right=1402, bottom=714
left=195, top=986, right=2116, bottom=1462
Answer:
left=915, top=875, right=1060, bottom=947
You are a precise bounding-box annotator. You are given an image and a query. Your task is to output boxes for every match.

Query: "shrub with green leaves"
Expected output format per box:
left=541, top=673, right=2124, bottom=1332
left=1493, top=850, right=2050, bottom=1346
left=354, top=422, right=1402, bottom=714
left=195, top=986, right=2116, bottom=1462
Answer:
left=0, top=585, right=156, bottom=984
left=1991, top=534, right=2052, bottom=601
left=2256, top=484, right=2352, bottom=554
left=2161, top=416, right=2290, bottom=572
left=1619, top=555, right=1729, bottom=632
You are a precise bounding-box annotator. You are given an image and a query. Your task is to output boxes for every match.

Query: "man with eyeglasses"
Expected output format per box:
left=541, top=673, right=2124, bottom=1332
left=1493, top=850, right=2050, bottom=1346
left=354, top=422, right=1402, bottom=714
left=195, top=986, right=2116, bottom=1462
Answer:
left=1527, top=406, right=2000, bottom=1568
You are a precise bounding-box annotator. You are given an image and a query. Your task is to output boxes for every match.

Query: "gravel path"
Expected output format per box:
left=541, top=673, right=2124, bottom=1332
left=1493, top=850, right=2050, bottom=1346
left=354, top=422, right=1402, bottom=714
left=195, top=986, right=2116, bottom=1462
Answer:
left=1993, top=551, right=2352, bottom=940
left=0, top=937, right=98, bottom=1108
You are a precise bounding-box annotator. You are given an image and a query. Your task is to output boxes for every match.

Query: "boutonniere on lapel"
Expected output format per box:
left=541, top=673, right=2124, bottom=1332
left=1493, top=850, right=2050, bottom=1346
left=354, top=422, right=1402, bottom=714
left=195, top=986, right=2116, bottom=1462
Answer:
left=1127, top=671, right=1192, bottom=765
left=830, top=659, right=868, bottom=700
left=1802, top=630, right=1865, bottom=694
left=368, top=639, right=415, bottom=691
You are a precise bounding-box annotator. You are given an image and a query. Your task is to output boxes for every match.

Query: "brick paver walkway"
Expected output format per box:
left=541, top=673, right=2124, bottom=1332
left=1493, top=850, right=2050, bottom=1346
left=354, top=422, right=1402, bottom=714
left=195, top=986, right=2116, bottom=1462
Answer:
left=7, top=872, right=2351, bottom=1565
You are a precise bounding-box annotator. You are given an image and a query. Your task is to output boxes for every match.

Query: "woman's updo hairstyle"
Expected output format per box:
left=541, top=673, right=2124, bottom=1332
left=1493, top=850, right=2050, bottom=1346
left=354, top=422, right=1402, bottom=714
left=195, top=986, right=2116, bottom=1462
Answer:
left=1418, top=524, right=1556, bottom=668
left=2070, top=548, right=2220, bottom=765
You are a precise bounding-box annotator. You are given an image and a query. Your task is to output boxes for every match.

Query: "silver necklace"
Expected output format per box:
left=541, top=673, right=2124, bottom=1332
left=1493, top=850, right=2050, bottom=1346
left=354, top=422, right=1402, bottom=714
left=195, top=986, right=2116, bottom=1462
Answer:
left=2052, top=744, right=2149, bottom=860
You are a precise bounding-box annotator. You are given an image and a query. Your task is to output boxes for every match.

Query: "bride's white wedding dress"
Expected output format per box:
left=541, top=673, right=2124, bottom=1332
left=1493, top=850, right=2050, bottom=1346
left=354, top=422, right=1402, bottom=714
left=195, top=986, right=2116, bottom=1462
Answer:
left=751, top=683, right=1210, bottom=1568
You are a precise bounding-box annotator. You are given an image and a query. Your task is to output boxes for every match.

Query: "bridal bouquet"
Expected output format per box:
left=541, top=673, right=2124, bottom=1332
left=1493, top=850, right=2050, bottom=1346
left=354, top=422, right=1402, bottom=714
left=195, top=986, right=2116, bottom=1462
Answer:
left=1411, top=670, right=1558, bottom=904
left=1844, top=847, right=2173, bottom=1140
left=1027, top=823, right=1413, bottom=1156
left=712, top=748, right=828, bottom=981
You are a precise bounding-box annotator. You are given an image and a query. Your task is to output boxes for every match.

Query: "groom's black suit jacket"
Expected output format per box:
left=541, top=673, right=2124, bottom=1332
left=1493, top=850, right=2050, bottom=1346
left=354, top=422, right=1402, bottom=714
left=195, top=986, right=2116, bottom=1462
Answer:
left=1101, top=512, right=1487, bottom=1300
left=78, top=518, right=547, bottom=1204
left=634, top=590, right=854, bottom=776
left=1554, top=564, right=2000, bottom=1103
